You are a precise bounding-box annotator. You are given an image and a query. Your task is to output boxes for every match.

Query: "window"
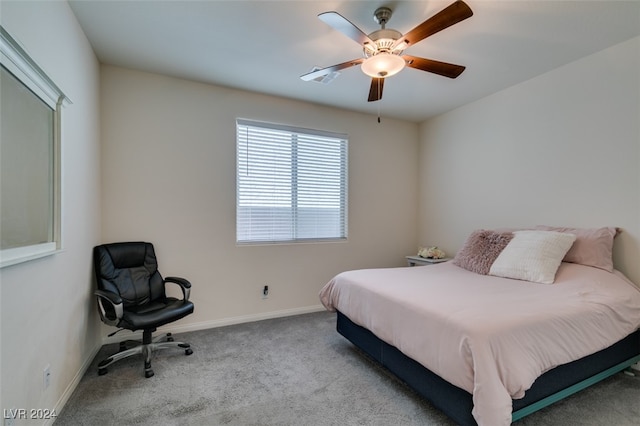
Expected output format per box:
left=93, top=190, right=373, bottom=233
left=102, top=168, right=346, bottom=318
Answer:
left=236, top=119, right=348, bottom=244
left=0, top=26, right=69, bottom=267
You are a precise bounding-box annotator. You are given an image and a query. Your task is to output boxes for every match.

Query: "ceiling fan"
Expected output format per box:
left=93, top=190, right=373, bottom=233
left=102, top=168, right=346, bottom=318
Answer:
left=300, top=0, right=473, bottom=102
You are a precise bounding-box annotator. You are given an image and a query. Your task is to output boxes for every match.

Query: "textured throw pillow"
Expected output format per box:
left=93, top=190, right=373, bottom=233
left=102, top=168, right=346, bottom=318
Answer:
left=489, top=230, right=576, bottom=284
left=535, top=225, right=618, bottom=272
left=453, top=230, right=514, bottom=275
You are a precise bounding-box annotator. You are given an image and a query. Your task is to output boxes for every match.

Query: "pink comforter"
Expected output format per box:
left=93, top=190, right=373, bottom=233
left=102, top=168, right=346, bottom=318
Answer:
left=319, top=262, right=640, bottom=426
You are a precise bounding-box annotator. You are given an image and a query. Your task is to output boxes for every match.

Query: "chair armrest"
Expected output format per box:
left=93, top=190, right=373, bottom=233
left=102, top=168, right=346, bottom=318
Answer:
left=95, top=290, right=123, bottom=326
left=164, top=276, right=191, bottom=301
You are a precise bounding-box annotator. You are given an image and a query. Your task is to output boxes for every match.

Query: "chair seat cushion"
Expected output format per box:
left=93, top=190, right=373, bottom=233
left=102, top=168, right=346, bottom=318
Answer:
left=120, top=298, right=194, bottom=330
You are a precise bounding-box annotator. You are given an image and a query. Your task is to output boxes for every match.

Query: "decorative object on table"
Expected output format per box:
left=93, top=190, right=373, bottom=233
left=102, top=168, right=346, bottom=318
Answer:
left=418, top=246, right=446, bottom=259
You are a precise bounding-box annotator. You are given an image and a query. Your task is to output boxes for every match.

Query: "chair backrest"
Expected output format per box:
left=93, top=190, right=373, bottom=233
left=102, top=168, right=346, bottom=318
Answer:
left=94, top=242, right=165, bottom=307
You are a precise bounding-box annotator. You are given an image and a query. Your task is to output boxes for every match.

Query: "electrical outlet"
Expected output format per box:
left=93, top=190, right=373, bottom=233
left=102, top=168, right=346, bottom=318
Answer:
left=262, top=285, right=269, bottom=299
left=43, top=364, right=51, bottom=390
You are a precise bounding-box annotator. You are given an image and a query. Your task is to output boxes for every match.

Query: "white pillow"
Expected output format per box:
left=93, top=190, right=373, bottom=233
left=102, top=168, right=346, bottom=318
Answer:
left=489, top=230, right=576, bottom=284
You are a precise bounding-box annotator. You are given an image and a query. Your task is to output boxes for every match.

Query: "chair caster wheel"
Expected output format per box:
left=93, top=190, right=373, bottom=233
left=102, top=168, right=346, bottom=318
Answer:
left=185, top=348, right=193, bottom=356
left=98, top=368, right=108, bottom=376
left=145, top=369, right=154, bottom=378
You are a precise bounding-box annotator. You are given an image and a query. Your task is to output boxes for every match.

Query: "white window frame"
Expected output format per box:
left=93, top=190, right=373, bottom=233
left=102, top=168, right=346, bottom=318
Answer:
left=236, top=118, right=348, bottom=245
left=0, top=26, right=70, bottom=268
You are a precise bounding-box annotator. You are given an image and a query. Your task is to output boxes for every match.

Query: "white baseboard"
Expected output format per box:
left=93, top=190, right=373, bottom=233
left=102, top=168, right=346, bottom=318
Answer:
left=44, top=342, right=102, bottom=426
left=103, top=304, right=327, bottom=344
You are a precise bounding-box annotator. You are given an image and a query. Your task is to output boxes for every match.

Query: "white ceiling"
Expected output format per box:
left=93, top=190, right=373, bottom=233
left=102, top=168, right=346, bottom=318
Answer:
left=69, top=0, right=640, bottom=123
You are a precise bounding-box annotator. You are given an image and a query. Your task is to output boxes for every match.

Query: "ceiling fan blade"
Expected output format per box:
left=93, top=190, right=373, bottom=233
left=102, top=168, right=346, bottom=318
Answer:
left=300, top=58, right=364, bottom=81
left=403, top=55, right=466, bottom=79
left=393, top=0, right=473, bottom=50
left=318, top=11, right=374, bottom=46
left=368, top=78, right=384, bottom=102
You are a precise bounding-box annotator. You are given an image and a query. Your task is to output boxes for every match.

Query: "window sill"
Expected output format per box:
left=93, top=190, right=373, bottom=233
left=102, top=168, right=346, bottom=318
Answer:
left=236, top=238, right=348, bottom=246
left=0, top=242, right=60, bottom=268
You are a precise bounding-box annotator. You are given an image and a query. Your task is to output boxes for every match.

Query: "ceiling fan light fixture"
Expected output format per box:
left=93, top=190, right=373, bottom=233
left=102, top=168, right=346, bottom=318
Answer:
left=361, top=52, right=405, bottom=78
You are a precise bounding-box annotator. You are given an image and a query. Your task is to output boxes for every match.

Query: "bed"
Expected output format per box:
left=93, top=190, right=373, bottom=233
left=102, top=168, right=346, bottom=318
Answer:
left=319, top=228, right=640, bottom=425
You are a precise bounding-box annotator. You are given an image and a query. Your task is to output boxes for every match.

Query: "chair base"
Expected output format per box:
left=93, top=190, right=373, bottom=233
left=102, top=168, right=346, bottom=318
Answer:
left=98, top=331, right=193, bottom=378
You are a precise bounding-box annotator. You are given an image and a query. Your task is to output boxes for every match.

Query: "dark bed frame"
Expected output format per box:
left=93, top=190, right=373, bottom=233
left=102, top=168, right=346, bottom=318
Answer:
left=336, top=311, right=640, bottom=425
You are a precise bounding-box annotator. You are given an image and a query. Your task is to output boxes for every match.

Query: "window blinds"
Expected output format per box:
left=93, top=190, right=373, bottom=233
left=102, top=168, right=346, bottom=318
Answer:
left=236, top=119, right=348, bottom=243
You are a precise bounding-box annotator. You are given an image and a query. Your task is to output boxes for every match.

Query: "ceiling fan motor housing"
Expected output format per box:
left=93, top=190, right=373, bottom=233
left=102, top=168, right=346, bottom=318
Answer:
left=363, top=28, right=404, bottom=57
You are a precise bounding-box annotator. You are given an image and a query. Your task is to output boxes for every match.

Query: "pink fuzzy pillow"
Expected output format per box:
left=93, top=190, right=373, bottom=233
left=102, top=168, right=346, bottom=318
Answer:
left=453, top=230, right=514, bottom=275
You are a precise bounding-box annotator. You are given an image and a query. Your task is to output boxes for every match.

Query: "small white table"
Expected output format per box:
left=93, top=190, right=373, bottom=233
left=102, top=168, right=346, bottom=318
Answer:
left=405, top=255, right=451, bottom=267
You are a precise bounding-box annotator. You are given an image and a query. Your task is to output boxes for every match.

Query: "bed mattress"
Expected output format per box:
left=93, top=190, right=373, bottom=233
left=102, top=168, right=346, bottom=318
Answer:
left=320, top=262, right=640, bottom=425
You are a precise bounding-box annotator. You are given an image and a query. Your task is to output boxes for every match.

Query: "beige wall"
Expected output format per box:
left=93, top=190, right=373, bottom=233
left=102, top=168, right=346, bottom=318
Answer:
left=100, top=65, right=419, bottom=331
left=418, top=36, right=640, bottom=284
left=0, top=0, right=102, bottom=420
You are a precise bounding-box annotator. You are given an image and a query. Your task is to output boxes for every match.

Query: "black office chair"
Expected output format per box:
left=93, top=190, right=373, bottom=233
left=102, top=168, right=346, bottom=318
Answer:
left=93, top=242, right=194, bottom=378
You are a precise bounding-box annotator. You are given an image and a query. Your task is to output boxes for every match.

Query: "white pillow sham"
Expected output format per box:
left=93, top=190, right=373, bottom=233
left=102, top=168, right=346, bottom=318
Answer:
left=489, top=230, right=576, bottom=284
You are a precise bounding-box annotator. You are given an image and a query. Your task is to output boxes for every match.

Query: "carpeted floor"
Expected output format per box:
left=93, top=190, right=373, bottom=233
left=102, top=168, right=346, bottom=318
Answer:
left=55, top=311, right=640, bottom=425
